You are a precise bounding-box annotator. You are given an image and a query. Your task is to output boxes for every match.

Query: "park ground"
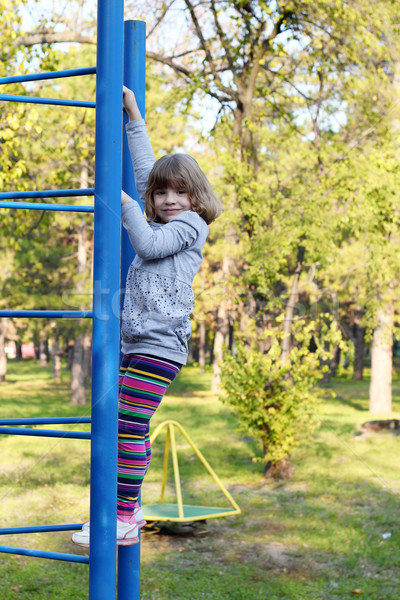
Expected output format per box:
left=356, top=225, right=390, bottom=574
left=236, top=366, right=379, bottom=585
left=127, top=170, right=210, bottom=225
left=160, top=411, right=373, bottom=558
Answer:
left=0, top=360, right=399, bottom=600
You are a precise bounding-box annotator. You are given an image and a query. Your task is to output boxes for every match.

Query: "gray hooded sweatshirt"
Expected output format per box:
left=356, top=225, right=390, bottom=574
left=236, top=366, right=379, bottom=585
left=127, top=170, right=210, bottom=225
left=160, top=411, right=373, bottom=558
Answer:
left=121, top=119, right=209, bottom=365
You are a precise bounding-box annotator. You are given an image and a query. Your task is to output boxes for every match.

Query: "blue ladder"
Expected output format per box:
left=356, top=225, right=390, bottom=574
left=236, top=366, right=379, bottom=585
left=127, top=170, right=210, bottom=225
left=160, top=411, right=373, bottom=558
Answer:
left=0, top=5, right=145, bottom=599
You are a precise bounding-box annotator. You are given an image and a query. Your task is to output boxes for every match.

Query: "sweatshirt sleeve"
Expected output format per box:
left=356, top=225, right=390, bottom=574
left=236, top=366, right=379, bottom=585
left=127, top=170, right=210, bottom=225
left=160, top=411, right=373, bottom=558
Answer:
left=125, top=119, right=155, bottom=204
left=121, top=202, right=207, bottom=259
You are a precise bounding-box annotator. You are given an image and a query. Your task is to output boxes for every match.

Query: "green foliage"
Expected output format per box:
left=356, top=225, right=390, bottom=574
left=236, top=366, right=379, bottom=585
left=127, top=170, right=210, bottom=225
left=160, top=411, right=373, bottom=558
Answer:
left=1, top=361, right=399, bottom=598
left=220, top=316, right=342, bottom=468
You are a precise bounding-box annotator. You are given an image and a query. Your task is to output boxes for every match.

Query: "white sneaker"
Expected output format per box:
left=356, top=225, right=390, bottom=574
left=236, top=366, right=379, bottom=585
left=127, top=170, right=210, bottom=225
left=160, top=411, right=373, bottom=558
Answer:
left=132, top=507, right=146, bottom=528
left=81, top=507, right=146, bottom=531
left=116, top=517, right=140, bottom=546
left=71, top=516, right=139, bottom=548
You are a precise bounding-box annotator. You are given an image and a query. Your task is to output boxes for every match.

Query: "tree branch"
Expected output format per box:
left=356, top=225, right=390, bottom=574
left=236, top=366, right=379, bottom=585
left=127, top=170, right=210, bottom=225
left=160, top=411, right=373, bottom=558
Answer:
left=210, top=0, right=235, bottom=74
left=146, top=51, right=234, bottom=104
left=146, top=0, right=176, bottom=38
left=13, top=30, right=95, bottom=47
left=183, top=0, right=235, bottom=99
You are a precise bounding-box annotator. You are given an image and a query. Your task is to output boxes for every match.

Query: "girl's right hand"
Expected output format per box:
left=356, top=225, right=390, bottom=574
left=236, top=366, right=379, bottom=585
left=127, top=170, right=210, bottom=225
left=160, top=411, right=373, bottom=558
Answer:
left=123, top=86, right=142, bottom=121
left=122, top=190, right=133, bottom=205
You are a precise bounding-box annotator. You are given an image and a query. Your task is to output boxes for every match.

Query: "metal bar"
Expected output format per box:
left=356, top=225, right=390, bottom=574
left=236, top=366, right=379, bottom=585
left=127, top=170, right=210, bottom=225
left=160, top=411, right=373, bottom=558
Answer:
left=169, top=424, right=184, bottom=519
left=0, top=188, right=94, bottom=199
left=0, top=418, right=91, bottom=425
left=0, top=94, right=95, bottom=108
left=118, top=21, right=146, bottom=600
left=0, top=67, right=96, bottom=85
left=0, top=524, right=84, bottom=535
left=0, top=189, right=93, bottom=200
left=0, top=310, right=92, bottom=318
left=0, top=189, right=94, bottom=200
left=0, top=545, right=89, bottom=564
left=89, top=2, right=124, bottom=598
left=160, top=428, right=170, bottom=503
left=168, top=421, right=241, bottom=513
left=0, top=201, right=94, bottom=212
left=120, top=19, right=146, bottom=316
left=0, top=427, right=90, bottom=439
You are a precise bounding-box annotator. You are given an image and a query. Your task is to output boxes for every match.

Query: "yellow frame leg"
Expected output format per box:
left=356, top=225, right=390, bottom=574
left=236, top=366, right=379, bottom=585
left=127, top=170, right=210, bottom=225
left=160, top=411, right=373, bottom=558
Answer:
left=159, top=427, right=170, bottom=504
left=144, top=420, right=241, bottom=523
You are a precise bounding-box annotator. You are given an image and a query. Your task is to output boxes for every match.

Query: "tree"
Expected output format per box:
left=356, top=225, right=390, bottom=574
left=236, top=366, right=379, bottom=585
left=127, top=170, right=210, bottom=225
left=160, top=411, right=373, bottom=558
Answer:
left=13, top=1, right=400, bottom=423
left=4, top=2, right=195, bottom=400
left=221, top=317, right=340, bottom=476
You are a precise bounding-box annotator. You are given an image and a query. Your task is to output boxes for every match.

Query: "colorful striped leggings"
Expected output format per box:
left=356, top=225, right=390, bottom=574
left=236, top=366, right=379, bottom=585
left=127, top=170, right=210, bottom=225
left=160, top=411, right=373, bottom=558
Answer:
left=117, top=354, right=180, bottom=520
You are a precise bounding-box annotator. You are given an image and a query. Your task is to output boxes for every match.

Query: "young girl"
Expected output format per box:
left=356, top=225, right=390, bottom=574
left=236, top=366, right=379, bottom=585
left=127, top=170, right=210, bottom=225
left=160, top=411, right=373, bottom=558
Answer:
left=72, top=87, right=222, bottom=547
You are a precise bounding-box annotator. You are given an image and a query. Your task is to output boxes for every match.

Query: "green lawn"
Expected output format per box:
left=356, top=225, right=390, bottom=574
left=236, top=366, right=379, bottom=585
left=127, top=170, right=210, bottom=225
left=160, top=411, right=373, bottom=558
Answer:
left=0, top=360, right=399, bottom=599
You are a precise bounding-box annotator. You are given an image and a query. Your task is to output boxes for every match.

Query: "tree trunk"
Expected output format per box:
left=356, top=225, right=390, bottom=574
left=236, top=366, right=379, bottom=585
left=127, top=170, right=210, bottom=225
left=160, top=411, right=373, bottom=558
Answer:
left=353, top=309, right=365, bottom=381
left=211, top=306, right=229, bottom=391
left=82, top=332, right=92, bottom=388
left=211, top=261, right=232, bottom=392
left=71, top=335, right=86, bottom=405
left=369, top=302, right=394, bottom=414
left=330, top=344, right=340, bottom=377
left=211, top=250, right=234, bottom=392
left=15, top=340, right=22, bottom=361
left=70, top=162, right=90, bottom=404
left=199, top=320, right=206, bottom=374
left=0, top=319, right=8, bottom=383
left=39, top=331, right=48, bottom=367
left=66, top=342, right=74, bottom=370
left=33, top=330, right=39, bottom=362
left=53, top=330, right=61, bottom=382
left=281, top=246, right=305, bottom=365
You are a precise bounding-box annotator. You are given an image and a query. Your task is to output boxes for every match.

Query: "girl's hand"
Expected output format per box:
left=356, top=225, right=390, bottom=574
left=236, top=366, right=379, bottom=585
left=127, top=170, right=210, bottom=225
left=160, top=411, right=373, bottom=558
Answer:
left=123, top=86, right=142, bottom=121
left=122, top=190, right=134, bottom=205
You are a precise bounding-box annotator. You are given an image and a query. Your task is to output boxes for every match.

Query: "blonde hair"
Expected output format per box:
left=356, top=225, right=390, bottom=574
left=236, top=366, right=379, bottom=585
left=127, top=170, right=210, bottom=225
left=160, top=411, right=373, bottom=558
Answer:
left=144, top=153, right=223, bottom=225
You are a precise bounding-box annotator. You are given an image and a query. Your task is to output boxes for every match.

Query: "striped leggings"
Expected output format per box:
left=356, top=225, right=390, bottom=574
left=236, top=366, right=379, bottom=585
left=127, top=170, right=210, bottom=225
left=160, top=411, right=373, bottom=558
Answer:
left=117, top=354, right=180, bottom=519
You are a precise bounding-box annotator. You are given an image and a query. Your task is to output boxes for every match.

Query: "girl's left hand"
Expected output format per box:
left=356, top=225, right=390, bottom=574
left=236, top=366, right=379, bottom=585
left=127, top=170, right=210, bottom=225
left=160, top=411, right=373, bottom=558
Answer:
left=122, top=190, right=133, bottom=205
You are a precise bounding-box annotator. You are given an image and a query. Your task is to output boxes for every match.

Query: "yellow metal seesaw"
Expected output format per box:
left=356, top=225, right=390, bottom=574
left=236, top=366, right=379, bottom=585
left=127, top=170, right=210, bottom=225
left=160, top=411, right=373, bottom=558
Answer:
left=142, top=420, right=241, bottom=523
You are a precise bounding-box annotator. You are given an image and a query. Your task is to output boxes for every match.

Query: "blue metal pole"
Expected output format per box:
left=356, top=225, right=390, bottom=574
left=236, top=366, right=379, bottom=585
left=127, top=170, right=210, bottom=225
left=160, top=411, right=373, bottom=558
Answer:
left=0, top=94, right=95, bottom=108
left=120, top=20, right=146, bottom=312
left=118, top=20, right=146, bottom=600
left=0, top=202, right=94, bottom=212
left=0, top=546, right=89, bottom=563
left=90, top=1, right=124, bottom=598
left=0, top=188, right=94, bottom=199
left=0, top=524, right=86, bottom=535
left=0, top=67, right=96, bottom=85
left=0, top=418, right=91, bottom=425
left=0, top=310, right=92, bottom=318
left=0, top=427, right=90, bottom=439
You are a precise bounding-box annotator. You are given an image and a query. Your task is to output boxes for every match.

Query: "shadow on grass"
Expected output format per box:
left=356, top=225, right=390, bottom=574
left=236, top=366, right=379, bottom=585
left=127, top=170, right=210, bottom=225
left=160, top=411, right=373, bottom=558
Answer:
left=139, top=475, right=400, bottom=600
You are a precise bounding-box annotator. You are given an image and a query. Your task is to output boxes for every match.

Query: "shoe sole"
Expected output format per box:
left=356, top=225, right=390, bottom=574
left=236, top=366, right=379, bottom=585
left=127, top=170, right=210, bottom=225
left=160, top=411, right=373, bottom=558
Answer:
left=81, top=519, right=146, bottom=531
left=135, top=518, right=146, bottom=529
left=71, top=538, right=89, bottom=549
left=72, top=537, right=140, bottom=548
left=117, top=536, right=140, bottom=546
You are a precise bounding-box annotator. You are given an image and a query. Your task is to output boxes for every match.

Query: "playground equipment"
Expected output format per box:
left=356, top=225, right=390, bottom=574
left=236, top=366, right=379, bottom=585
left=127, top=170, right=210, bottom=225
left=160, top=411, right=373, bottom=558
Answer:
left=0, top=4, right=144, bottom=599
left=143, top=420, right=241, bottom=522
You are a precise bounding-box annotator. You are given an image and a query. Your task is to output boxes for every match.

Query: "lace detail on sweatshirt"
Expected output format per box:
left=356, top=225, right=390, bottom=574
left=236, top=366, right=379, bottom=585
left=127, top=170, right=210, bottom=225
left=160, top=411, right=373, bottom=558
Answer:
left=121, top=268, right=194, bottom=347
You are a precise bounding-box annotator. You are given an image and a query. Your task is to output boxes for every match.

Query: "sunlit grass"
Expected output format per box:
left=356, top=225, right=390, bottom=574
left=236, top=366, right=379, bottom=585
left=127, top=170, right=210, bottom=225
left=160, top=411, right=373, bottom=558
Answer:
left=0, top=359, right=399, bottom=599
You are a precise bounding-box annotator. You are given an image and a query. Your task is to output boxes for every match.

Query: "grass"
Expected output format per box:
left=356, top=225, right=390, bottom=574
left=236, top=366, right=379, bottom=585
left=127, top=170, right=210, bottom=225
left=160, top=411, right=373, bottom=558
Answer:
left=0, top=359, right=399, bottom=599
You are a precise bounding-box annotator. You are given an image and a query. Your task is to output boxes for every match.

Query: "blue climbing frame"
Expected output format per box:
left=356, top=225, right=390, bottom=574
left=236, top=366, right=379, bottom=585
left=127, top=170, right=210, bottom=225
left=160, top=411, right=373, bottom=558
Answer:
left=0, top=4, right=145, bottom=599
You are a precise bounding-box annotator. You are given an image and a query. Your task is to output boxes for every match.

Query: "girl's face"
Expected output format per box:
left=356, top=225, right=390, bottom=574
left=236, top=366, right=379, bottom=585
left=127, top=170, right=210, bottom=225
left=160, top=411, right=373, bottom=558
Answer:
left=153, top=186, right=192, bottom=223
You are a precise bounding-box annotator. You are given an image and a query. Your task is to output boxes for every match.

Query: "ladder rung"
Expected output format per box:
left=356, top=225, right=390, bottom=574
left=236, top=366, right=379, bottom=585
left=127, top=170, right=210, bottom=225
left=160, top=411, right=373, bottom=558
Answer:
left=0, top=201, right=94, bottom=213
left=0, top=94, right=95, bottom=108
left=0, top=427, right=90, bottom=439
left=0, top=67, right=96, bottom=85
left=0, top=524, right=84, bottom=535
left=0, top=188, right=94, bottom=200
left=0, top=310, right=92, bottom=318
left=0, top=418, right=91, bottom=425
left=0, top=545, right=89, bottom=564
